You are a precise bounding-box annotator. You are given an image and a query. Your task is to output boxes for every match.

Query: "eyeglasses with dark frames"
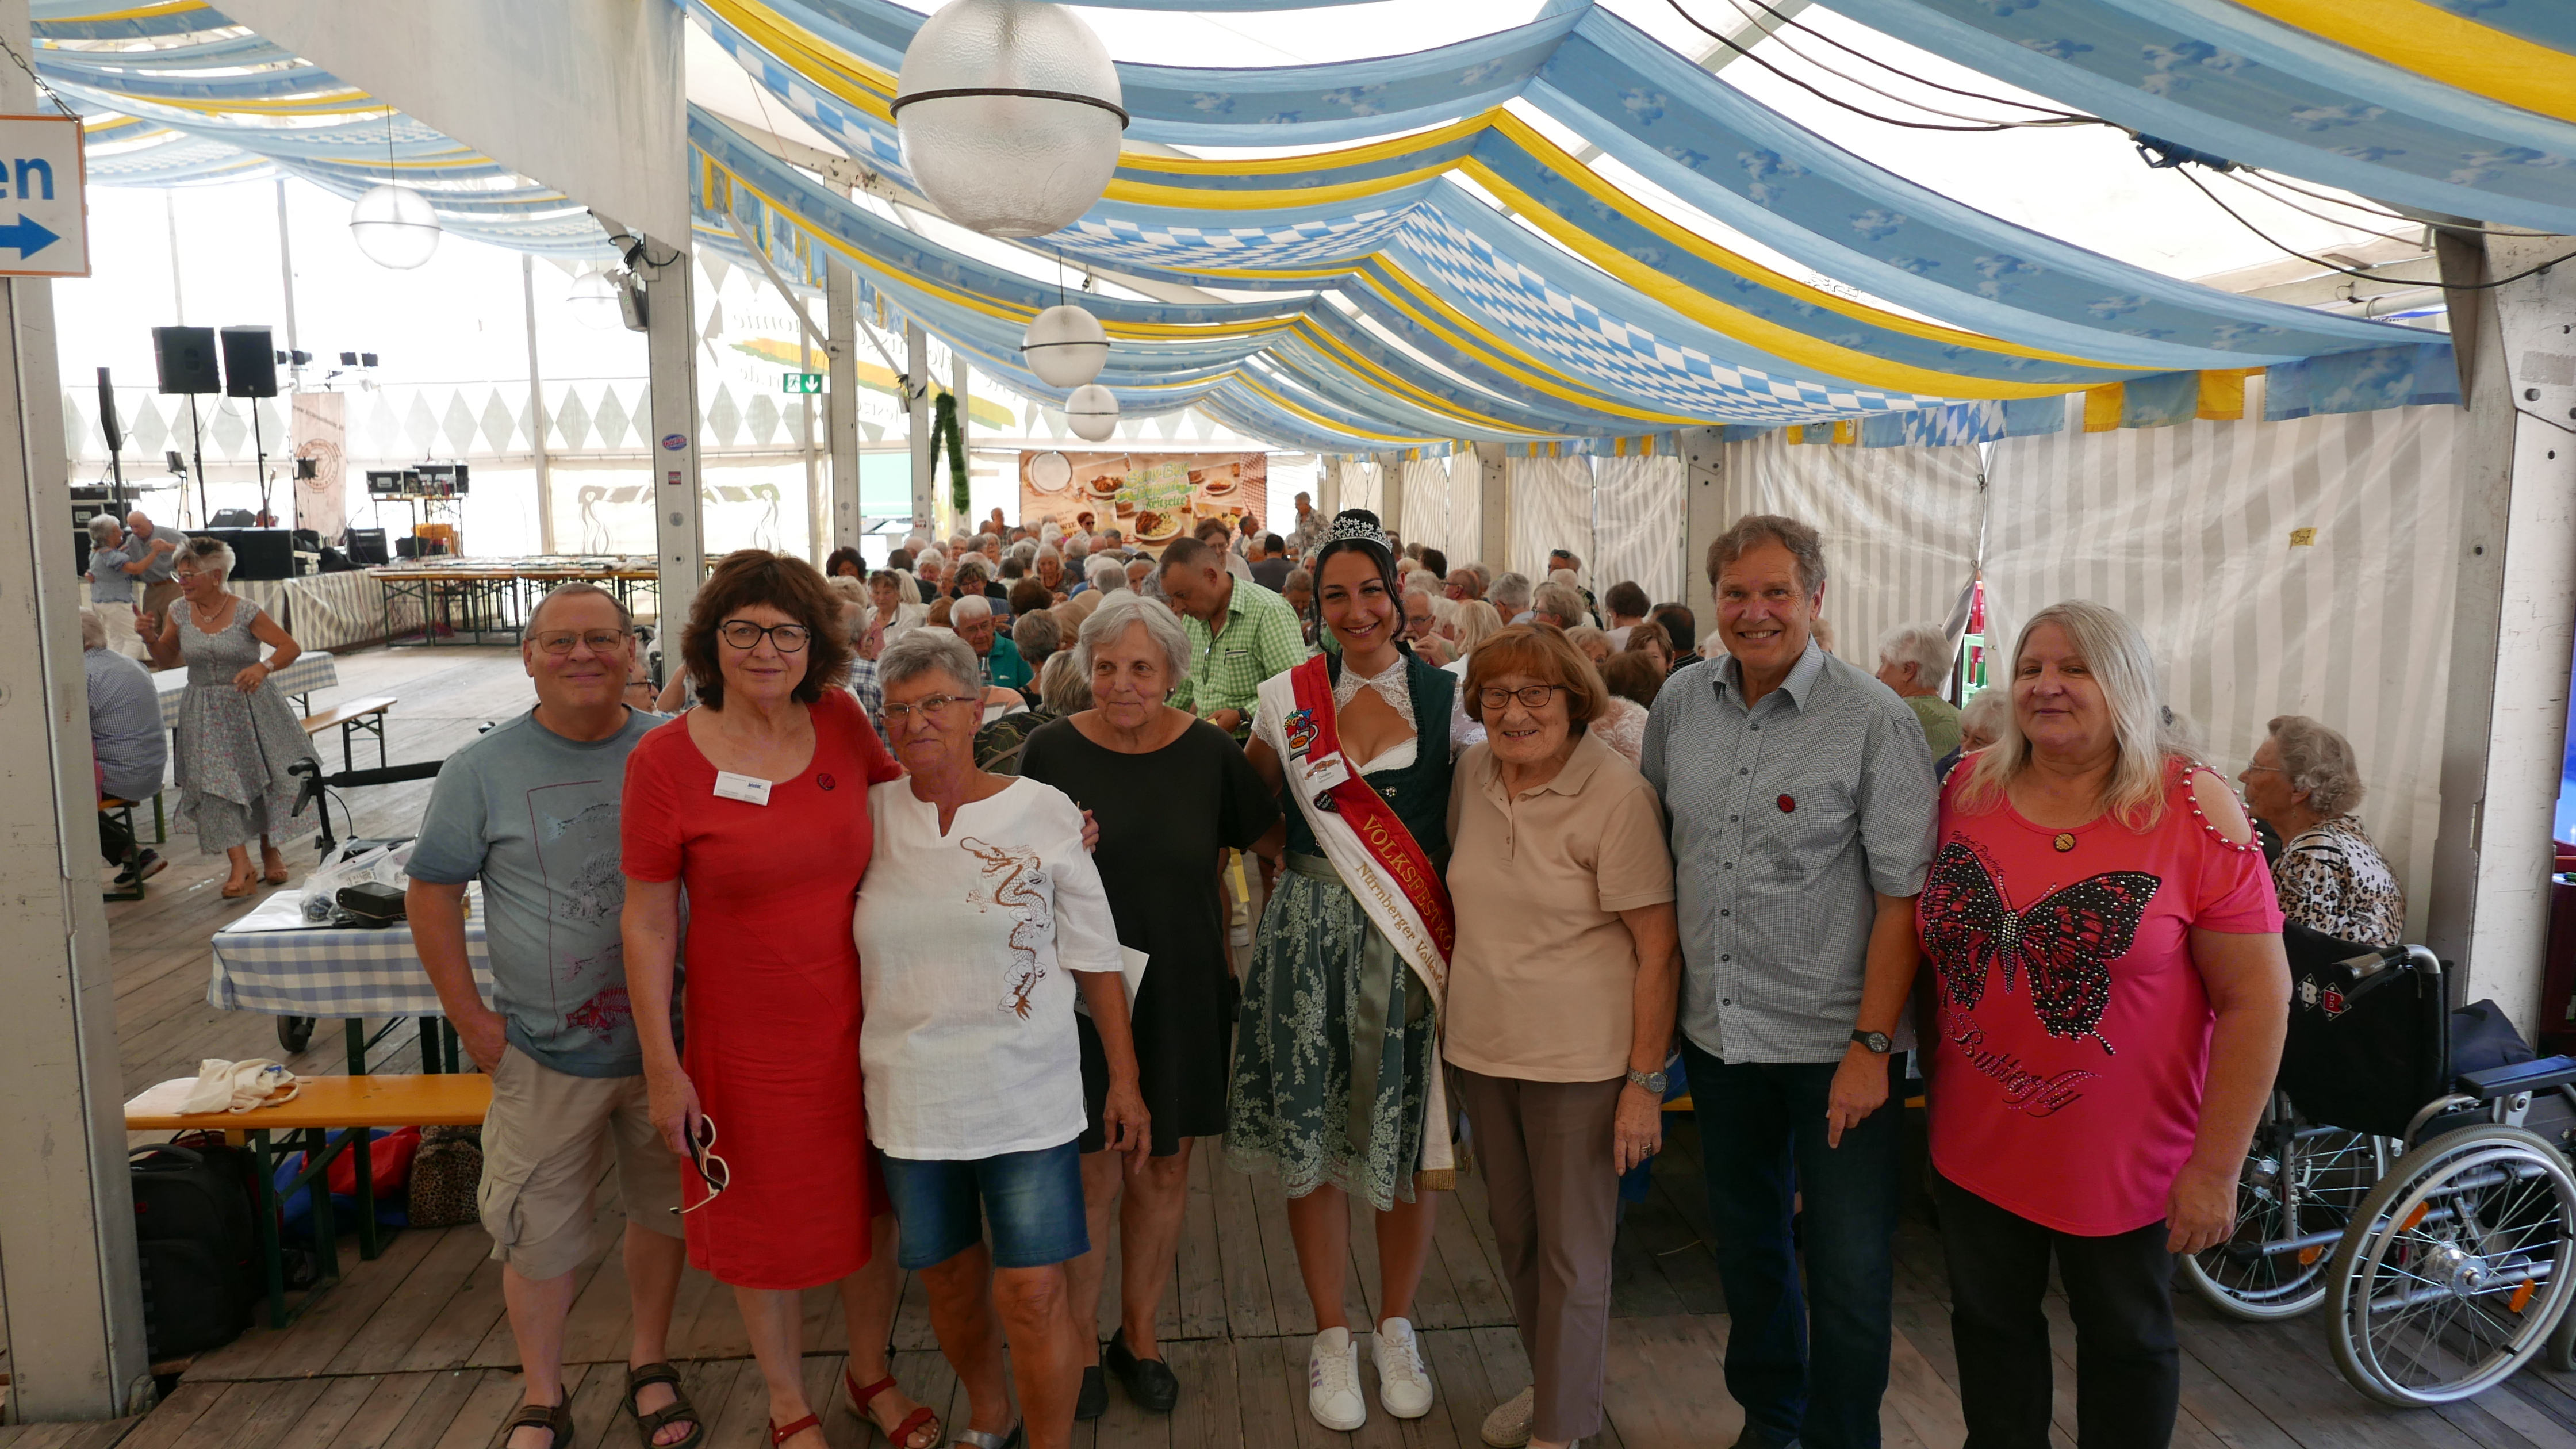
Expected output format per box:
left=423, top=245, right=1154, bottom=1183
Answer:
left=1478, top=684, right=1565, bottom=712
left=718, top=620, right=811, bottom=653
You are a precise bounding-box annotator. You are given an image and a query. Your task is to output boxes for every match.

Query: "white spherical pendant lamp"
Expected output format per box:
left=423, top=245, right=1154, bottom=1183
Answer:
left=1065, top=383, right=1120, bottom=442
left=1021, top=304, right=1109, bottom=388
left=348, top=183, right=442, bottom=270
left=894, top=0, right=1127, bottom=238
left=568, top=268, right=622, bottom=331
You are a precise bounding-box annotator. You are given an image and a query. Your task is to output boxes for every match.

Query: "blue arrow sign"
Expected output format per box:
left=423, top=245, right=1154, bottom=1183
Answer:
left=0, top=213, right=58, bottom=258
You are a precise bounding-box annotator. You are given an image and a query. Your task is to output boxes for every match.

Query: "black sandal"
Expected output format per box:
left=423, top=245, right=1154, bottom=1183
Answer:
left=626, top=1362, right=707, bottom=1449
left=496, top=1398, right=574, bottom=1449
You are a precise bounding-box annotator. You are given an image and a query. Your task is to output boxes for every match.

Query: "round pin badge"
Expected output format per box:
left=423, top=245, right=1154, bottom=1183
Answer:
left=1777, top=793, right=1796, bottom=813
left=2052, top=831, right=2077, bottom=852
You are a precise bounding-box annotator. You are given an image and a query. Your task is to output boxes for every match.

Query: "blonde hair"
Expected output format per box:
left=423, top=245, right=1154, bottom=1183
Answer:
left=1953, top=600, right=2192, bottom=830
left=1450, top=599, right=1505, bottom=655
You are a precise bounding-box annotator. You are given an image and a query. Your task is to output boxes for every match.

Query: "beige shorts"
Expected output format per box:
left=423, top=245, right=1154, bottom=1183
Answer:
left=479, top=1046, right=683, bottom=1281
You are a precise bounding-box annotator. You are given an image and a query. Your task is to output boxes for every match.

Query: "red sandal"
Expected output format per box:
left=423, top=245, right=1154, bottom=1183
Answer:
left=849, top=1371, right=941, bottom=1449
left=770, top=1415, right=822, bottom=1448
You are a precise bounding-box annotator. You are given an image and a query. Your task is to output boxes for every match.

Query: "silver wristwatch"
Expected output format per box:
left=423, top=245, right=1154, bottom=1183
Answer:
left=1626, top=1067, right=1667, bottom=1094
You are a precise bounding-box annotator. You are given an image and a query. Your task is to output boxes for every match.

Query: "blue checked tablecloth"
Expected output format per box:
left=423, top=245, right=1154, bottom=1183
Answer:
left=154, top=650, right=339, bottom=730
left=208, top=883, right=488, bottom=1017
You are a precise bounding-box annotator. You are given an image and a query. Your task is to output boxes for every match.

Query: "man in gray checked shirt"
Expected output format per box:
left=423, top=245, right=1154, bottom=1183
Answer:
left=1639, top=514, right=1937, bottom=1449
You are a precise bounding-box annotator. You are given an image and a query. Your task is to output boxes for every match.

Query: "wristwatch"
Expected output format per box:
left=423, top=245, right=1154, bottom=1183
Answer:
left=1850, top=1030, right=1893, bottom=1055
left=1625, top=1067, right=1667, bottom=1094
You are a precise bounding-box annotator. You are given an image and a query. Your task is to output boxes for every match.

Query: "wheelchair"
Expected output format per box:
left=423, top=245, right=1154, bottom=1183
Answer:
left=2255, top=932, right=2576, bottom=1405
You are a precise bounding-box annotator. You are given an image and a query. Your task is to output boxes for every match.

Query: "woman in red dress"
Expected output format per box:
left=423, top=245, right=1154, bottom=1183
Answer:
left=622, top=551, right=926, bottom=1449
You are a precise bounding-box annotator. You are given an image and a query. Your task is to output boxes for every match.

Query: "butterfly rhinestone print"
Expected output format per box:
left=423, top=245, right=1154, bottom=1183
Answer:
left=1918, top=838, right=2159, bottom=1056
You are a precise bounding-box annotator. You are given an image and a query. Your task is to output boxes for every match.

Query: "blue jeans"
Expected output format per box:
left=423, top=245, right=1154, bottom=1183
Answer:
left=1680, top=1040, right=1902, bottom=1449
left=877, top=1141, right=1089, bottom=1271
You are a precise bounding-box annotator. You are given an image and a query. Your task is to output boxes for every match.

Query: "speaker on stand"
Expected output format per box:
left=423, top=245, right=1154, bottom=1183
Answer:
left=153, top=325, right=219, bottom=526
left=97, top=366, right=125, bottom=511
left=221, top=326, right=279, bottom=527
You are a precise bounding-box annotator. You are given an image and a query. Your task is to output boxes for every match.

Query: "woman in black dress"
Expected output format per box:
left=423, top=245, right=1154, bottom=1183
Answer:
left=1019, top=593, right=1279, bottom=1418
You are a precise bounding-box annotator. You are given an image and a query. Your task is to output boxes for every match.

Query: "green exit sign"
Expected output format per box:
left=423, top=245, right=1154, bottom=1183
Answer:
left=781, top=373, right=823, bottom=394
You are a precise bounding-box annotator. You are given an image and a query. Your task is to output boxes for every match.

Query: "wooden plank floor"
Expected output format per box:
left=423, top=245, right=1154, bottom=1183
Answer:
left=14, top=643, right=2569, bottom=1447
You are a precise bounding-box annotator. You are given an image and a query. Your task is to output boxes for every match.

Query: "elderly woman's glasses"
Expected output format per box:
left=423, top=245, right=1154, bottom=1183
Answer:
left=530, top=628, right=629, bottom=656
left=881, top=693, right=975, bottom=724
left=718, top=620, right=810, bottom=652
left=1478, top=684, right=1564, bottom=712
left=671, top=1111, right=728, bottom=1214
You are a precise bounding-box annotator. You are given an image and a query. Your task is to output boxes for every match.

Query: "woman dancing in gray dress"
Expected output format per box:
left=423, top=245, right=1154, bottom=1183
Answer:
left=140, top=535, right=320, bottom=898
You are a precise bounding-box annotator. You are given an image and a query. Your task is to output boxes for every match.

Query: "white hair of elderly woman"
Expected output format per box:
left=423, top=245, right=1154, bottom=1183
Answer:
left=1078, top=591, right=1194, bottom=682
left=1957, top=687, right=2010, bottom=742
left=2267, top=714, right=2366, bottom=817
left=1087, top=556, right=1126, bottom=593
left=1037, top=649, right=1092, bottom=715
left=1875, top=623, right=1953, bottom=688
left=87, top=514, right=119, bottom=543
left=1489, top=571, right=1534, bottom=612
left=1954, top=599, right=2193, bottom=829
left=1548, top=568, right=1580, bottom=589
left=79, top=604, right=106, bottom=650
left=178, top=535, right=235, bottom=578
left=878, top=627, right=983, bottom=697
left=1008, top=539, right=1038, bottom=567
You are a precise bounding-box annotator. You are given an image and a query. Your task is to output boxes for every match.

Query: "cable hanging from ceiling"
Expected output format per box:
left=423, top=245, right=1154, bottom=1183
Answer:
left=1666, top=0, right=2115, bottom=132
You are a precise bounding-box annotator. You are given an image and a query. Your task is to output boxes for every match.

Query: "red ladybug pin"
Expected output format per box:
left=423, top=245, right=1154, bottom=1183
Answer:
left=1777, top=793, right=1796, bottom=813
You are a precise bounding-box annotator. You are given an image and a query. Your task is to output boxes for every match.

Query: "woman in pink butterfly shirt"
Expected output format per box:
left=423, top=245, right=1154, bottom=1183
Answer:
left=1916, top=600, right=2287, bottom=1449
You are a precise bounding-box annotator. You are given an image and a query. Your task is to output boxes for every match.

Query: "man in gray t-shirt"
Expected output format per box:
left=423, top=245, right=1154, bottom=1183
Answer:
left=404, top=584, right=700, bottom=1449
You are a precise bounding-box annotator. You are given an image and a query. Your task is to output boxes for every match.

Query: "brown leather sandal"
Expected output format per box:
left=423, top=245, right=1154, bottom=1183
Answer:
left=626, top=1362, right=706, bottom=1449
left=494, top=1397, right=574, bottom=1449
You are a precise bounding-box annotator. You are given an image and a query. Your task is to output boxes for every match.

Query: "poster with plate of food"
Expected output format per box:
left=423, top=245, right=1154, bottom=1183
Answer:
left=1019, top=451, right=1268, bottom=553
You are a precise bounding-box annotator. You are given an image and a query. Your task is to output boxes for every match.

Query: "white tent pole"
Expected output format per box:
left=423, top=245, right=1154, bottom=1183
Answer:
left=908, top=323, right=933, bottom=534
left=1379, top=451, right=1406, bottom=538
left=2424, top=235, right=2576, bottom=1034
left=275, top=179, right=301, bottom=392
left=826, top=263, right=861, bottom=553
left=0, top=0, right=152, bottom=1419
left=522, top=253, right=554, bottom=554
left=1476, top=443, right=1507, bottom=572
left=639, top=231, right=702, bottom=631
left=1683, top=426, right=1723, bottom=637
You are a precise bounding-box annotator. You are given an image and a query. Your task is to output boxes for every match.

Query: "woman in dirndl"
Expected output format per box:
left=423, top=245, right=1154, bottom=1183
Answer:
left=1228, top=509, right=1479, bottom=1434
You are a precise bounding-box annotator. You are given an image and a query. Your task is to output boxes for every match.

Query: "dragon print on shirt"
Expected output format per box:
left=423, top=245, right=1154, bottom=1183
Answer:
left=960, top=836, right=1052, bottom=1018
left=1917, top=837, right=2159, bottom=1056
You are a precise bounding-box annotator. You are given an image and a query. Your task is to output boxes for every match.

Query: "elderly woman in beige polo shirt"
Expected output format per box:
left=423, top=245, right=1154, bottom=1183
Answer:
left=1445, top=624, right=1680, bottom=1449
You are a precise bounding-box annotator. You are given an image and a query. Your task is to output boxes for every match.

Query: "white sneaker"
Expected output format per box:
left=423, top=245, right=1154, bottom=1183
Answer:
left=1481, top=1385, right=1535, bottom=1447
left=1373, top=1316, right=1435, bottom=1419
left=1309, top=1327, right=1367, bottom=1431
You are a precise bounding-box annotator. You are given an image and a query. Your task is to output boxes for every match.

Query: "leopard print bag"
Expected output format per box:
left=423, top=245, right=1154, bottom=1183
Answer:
left=407, top=1124, right=484, bottom=1228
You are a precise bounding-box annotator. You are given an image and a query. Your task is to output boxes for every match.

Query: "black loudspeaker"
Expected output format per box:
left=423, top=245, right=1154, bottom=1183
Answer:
left=219, top=327, right=277, bottom=399
left=152, top=326, right=220, bottom=395
left=97, top=366, right=122, bottom=451
left=344, top=528, right=388, bottom=566
left=201, top=528, right=293, bottom=581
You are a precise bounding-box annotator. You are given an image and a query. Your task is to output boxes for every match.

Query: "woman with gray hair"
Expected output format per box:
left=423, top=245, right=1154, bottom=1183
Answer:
left=1919, top=600, right=2288, bottom=1449
left=1018, top=594, right=1279, bottom=1417
left=855, top=628, right=1148, bottom=1449
left=140, top=534, right=319, bottom=897
left=861, top=569, right=927, bottom=661
left=2239, top=715, right=2402, bottom=946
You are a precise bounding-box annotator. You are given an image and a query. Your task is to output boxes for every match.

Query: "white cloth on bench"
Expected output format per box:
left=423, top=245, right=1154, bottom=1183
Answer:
left=175, top=1057, right=304, bottom=1114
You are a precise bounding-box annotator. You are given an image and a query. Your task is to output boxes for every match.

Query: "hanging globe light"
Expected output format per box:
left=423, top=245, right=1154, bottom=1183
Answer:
left=348, top=182, right=442, bottom=270
left=567, top=268, right=623, bottom=331
left=1020, top=304, right=1109, bottom=388
left=894, top=0, right=1127, bottom=238
left=1065, top=382, right=1120, bottom=442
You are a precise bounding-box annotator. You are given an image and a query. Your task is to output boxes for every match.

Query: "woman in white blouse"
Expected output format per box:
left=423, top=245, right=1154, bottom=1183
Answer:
left=860, top=569, right=927, bottom=661
left=854, top=630, right=1149, bottom=1449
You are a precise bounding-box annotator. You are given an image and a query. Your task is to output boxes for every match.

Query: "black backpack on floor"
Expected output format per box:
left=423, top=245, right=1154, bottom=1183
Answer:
left=129, top=1140, right=260, bottom=1358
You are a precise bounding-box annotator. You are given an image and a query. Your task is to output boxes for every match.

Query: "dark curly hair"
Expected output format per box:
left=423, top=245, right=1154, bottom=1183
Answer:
left=680, top=550, right=850, bottom=711
left=823, top=546, right=867, bottom=579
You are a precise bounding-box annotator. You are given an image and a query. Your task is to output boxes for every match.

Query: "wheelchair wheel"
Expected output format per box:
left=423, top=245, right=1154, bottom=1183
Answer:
left=2182, top=1115, right=2385, bottom=1320
left=2325, top=1124, right=2576, bottom=1405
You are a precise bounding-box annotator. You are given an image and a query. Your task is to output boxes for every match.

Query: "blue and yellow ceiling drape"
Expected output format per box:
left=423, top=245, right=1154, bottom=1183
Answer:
left=34, top=0, right=2547, bottom=449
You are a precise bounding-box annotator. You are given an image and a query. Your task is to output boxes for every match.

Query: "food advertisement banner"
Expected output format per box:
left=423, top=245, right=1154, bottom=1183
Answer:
left=1019, top=450, right=1266, bottom=550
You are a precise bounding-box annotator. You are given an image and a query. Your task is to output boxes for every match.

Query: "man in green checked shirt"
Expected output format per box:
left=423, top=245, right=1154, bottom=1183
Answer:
left=1157, top=535, right=1309, bottom=738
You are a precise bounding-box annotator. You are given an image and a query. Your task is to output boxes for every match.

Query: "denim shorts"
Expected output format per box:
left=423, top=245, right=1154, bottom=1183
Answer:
left=877, top=1140, right=1089, bottom=1270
